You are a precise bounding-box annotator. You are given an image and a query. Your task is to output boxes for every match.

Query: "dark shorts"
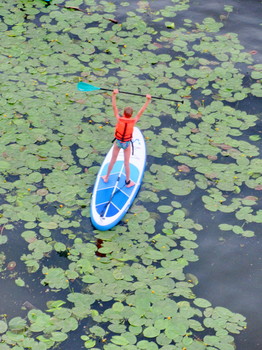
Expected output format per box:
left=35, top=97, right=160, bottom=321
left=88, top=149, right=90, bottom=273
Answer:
left=115, top=139, right=130, bottom=150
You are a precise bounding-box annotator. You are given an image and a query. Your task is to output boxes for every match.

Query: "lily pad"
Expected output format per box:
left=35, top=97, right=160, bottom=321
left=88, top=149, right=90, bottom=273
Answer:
left=0, top=321, right=8, bottom=334
left=111, top=335, right=130, bottom=346
left=15, top=277, right=26, bottom=287
left=9, top=317, right=27, bottom=331
left=193, top=298, right=212, bottom=308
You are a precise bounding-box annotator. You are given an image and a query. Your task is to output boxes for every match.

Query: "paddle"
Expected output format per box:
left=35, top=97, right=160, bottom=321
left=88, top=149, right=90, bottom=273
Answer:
left=77, top=82, right=184, bottom=103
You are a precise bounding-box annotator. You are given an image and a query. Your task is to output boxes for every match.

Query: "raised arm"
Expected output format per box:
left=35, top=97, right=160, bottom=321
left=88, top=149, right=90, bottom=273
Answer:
left=134, top=94, right=151, bottom=122
left=112, top=89, right=119, bottom=118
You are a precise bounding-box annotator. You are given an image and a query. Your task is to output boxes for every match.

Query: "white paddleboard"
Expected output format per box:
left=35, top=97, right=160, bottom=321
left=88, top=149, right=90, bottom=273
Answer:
left=90, top=127, right=146, bottom=231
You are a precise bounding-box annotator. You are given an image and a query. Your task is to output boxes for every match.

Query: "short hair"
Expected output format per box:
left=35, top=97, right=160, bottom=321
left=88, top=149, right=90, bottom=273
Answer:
left=123, top=107, right=133, bottom=118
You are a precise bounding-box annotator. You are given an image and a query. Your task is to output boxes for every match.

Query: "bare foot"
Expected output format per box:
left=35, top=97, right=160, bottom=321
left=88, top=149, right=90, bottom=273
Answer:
left=102, top=175, right=109, bottom=183
left=125, top=180, right=135, bottom=188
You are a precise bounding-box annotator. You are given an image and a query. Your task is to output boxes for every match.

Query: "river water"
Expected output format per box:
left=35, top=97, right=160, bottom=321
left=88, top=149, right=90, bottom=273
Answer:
left=1, top=0, right=261, bottom=349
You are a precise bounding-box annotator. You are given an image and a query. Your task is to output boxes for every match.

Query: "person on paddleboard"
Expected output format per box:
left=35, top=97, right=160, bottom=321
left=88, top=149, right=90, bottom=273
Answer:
left=102, top=89, right=151, bottom=187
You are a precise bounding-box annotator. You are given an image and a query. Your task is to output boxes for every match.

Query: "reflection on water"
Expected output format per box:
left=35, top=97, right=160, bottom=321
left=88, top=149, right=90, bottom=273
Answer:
left=96, top=238, right=107, bottom=257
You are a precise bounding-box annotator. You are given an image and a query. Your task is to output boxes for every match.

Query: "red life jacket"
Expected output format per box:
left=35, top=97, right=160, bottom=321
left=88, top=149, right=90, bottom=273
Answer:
left=114, top=116, right=135, bottom=142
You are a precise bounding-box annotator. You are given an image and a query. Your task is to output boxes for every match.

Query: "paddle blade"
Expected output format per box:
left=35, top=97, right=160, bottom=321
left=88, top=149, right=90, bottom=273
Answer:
left=77, top=82, right=101, bottom=92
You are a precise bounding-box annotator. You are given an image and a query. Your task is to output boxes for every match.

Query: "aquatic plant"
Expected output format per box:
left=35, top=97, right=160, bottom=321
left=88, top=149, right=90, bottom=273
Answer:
left=0, top=0, right=261, bottom=349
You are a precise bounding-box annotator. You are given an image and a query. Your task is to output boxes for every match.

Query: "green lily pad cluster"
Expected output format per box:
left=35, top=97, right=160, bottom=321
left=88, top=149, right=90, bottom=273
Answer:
left=0, top=0, right=260, bottom=349
left=1, top=303, right=78, bottom=349
left=0, top=220, right=246, bottom=349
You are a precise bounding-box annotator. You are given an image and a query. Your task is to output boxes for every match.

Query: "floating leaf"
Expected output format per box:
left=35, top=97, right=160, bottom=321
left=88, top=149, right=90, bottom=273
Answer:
left=54, top=242, right=67, bottom=252
left=82, top=275, right=100, bottom=284
left=27, top=172, right=42, bottom=183
left=15, top=277, right=25, bottom=287
left=157, top=205, right=173, bottom=213
left=9, top=317, right=27, bottom=331
left=51, top=332, right=68, bottom=342
left=178, top=164, right=191, bottom=173
left=251, top=70, right=262, bottom=79
left=89, top=325, right=106, bottom=337
left=193, top=298, right=212, bottom=308
left=143, top=326, right=160, bottom=338
left=219, top=224, right=233, bottom=231
left=0, top=161, right=10, bottom=170
left=39, top=222, right=58, bottom=229
left=7, top=261, right=16, bottom=270
left=0, top=236, right=8, bottom=245
left=249, top=135, right=261, bottom=141
left=111, top=335, right=130, bottom=346
left=137, top=340, right=159, bottom=350
left=84, top=339, right=96, bottom=348
left=41, top=267, right=69, bottom=289
left=165, top=22, right=175, bottom=29
left=0, top=321, right=8, bottom=334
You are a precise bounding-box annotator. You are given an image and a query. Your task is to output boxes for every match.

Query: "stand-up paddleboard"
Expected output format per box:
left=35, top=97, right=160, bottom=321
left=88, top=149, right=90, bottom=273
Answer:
left=90, top=127, right=146, bottom=231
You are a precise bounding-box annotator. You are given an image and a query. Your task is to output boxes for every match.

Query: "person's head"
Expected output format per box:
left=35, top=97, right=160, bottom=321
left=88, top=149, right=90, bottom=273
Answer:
left=123, top=107, right=133, bottom=118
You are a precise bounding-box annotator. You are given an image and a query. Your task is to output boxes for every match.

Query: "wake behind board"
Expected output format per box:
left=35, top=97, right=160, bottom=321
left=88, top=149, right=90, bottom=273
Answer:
left=90, top=127, right=146, bottom=231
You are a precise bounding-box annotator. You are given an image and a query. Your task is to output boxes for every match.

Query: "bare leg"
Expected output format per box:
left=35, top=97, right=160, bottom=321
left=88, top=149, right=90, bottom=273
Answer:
left=124, top=144, right=135, bottom=188
left=102, top=143, right=120, bottom=183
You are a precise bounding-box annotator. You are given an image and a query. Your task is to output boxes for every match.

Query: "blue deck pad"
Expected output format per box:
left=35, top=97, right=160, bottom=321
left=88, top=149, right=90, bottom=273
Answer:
left=96, top=201, right=119, bottom=217
left=96, top=161, right=140, bottom=218
left=100, top=160, right=123, bottom=177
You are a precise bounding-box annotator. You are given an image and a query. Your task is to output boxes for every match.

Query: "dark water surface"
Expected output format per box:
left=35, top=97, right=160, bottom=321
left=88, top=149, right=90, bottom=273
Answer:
left=180, top=1, right=262, bottom=349
left=191, top=0, right=262, bottom=62
left=185, top=194, right=262, bottom=350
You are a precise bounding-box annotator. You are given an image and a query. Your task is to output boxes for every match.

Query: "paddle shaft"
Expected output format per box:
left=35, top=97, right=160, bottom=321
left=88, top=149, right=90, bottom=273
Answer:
left=99, top=87, right=184, bottom=103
